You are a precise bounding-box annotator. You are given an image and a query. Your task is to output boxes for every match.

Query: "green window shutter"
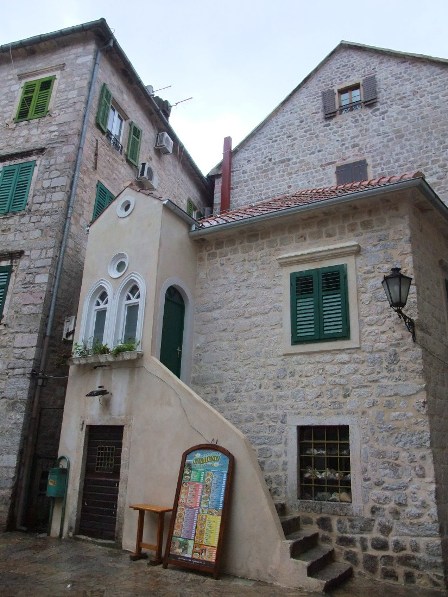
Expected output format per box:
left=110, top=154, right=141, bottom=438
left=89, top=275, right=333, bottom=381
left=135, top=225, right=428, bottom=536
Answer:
left=93, top=181, right=115, bottom=220
left=15, top=77, right=55, bottom=122
left=0, top=161, right=35, bottom=214
left=96, top=83, right=112, bottom=133
left=319, top=265, right=349, bottom=340
left=16, top=81, right=38, bottom=121
left=10, top=161, right=35, bottom=212
left=0, top=265, right=12, bottom=320
left=291, top=265, right=349, bottom=344
left=187, top=199, right=196, bottom=216
left=0, top=167, right=18, bottom=214
left=291, top=270, right=320, bottom=343
left=31, top=77, right=55, bottom=118
left=126, top=122, right=142, bottom=166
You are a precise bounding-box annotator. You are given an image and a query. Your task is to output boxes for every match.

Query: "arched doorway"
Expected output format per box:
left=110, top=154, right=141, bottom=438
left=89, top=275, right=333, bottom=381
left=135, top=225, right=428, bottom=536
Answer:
left=160, top=286, right=185, bottom=378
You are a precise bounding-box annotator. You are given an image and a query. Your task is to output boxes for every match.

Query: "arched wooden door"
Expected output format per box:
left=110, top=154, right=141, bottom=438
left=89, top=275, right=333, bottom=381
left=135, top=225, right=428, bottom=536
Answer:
left=160, top=286, right=185, bottom=378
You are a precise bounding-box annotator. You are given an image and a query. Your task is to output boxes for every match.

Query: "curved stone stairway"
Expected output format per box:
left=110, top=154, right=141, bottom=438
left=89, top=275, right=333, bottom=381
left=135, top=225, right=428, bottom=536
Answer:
left=279, top=509, right=353, bottom=592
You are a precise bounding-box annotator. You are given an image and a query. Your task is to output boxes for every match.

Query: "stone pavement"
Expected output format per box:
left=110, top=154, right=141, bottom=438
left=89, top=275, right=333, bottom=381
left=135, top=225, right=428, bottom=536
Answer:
left=0, top=532, right=445, bottom=597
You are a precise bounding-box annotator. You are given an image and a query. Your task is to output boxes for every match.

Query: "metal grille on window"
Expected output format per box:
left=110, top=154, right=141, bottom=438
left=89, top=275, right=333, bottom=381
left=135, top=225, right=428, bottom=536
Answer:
left=298, top=425, right=351, bottom=503
left=95, top=445, right=116, bottom=473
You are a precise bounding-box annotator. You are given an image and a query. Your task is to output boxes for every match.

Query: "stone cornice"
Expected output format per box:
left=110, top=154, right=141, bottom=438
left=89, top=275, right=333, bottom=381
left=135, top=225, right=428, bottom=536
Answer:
left=277, top=242, right=360, bottom=267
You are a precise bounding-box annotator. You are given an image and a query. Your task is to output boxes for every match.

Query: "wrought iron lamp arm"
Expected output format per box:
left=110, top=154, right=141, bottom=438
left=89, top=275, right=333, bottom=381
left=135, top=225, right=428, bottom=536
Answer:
left=394, top=308, right=416, bottom=342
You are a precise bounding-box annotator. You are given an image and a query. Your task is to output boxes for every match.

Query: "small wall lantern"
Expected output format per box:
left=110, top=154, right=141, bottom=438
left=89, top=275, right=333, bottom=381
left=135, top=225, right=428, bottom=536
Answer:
left=382, top=267, right=416, bottom=341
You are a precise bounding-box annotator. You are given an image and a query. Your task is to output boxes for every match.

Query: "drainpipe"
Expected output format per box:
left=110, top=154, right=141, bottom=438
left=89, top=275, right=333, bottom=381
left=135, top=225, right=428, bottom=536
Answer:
left=15, top=39, right=112, bottom=529
left=220, top=136, right=232, bottom=213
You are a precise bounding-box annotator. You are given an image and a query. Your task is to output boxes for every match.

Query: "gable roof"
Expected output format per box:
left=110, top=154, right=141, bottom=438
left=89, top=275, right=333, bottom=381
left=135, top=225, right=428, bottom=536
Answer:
left=208, top=42, right=448, bottom=176
left=191, top=172, right=448, bottom=236
left=0, top=19, right=210, bottom=194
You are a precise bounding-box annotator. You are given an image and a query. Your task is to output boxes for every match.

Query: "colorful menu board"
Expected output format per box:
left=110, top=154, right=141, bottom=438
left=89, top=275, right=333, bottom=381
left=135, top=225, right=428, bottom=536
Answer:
left=163, top=444, right=234, bottom=578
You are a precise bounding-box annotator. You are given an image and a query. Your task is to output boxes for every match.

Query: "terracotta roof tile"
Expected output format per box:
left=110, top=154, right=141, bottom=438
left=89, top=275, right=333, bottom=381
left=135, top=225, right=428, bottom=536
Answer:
left=198, top=172, right=424, bottom=229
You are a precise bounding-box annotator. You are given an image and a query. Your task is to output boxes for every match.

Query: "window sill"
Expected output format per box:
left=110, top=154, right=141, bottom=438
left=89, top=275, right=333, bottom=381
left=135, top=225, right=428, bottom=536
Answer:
left=294, top=500, right=361, bottom=516
left=69, top=350, right=143, bottom=366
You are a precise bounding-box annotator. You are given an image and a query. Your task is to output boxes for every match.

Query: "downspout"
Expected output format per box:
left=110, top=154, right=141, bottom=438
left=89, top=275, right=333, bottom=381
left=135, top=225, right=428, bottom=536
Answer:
left=220, top=136, right=232, bottom=213
left=15, top=39, right=112, bottom=528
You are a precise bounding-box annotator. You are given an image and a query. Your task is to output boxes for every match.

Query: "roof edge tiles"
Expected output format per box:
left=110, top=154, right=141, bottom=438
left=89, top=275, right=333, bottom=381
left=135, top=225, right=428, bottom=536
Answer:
left=191, top=172, right=447, bottom=236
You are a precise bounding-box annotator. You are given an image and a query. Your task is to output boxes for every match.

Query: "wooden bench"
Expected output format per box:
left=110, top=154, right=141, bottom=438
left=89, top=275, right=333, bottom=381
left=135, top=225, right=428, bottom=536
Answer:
left=129, top=504, right=173, bottom=565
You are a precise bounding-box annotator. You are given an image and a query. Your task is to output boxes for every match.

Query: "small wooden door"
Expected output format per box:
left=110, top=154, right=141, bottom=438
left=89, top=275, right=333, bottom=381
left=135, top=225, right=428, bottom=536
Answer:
left=160, top=286, right=185, bottom=378
left=78, top=425, right=123, bottom=540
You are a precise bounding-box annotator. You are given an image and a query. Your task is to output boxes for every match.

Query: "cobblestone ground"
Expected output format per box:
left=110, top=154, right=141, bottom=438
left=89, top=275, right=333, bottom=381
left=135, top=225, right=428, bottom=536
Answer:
left=0, top=532, right=444, bottom=597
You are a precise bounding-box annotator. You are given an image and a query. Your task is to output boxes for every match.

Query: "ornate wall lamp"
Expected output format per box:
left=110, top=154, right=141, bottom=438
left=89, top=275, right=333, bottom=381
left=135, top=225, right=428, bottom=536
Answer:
left=382, top=267, right=416, bottom=342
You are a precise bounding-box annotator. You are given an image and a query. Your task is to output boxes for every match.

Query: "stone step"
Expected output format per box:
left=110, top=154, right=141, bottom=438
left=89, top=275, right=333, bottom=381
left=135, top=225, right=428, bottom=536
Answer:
left=274, top=502, right=287, bottom=517
left=292, top=544, right=334, bottom=576
left=280, top=514, right=301, bottom=537
left=285, top=529, right=319, bottom=557
left=311, top=561, right=353, bottom=592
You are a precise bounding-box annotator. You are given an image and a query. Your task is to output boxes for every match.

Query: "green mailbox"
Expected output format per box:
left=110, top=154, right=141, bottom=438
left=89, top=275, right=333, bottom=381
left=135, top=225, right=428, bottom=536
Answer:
left=46, top=467, right=67, bottom=498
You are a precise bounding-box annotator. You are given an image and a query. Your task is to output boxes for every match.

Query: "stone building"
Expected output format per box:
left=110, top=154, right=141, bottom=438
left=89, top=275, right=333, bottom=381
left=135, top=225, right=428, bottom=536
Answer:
left=0, top=19, right=210, bottom=531
left=209, top=42, right=448, bottom=209
left=54, top=41, right=448, bottom=592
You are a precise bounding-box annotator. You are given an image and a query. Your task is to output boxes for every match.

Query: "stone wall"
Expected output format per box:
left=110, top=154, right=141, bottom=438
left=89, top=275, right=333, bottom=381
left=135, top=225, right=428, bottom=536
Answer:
left=213, top=47, right=448, bottom=210
left=191, top=190, right=445, bottom=588
left=0, top=29, right=209, bottom=529
left=409, top=200, right=448, bottom=581
left=0, top=34, right=97, bottom=528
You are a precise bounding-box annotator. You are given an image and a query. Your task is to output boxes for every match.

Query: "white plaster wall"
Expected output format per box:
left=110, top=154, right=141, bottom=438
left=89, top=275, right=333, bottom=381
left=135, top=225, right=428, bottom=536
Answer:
left=55, top=355, right=285, bottom=583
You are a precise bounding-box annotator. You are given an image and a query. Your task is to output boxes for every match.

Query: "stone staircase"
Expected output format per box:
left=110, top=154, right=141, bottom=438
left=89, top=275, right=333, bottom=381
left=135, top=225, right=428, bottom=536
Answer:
left=279, top=509, right=353, bottom=592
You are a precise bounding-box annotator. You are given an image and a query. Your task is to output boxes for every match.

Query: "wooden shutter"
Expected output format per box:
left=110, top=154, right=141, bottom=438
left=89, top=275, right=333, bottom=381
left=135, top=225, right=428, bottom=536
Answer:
left=15, top=77, right=54, bottom=121
left=16, top=81, right=38, bottom=121
left=291, top=270, right=319, bottom=343
left=291, top=265, right=349, bottom=344
left=126, top=122, right=142, bottom=166
left=0, top=161, right=35, bottom=214
left=93, top=182, right=114, bottom=220
left=0, top=167, right=17, bottom=213
left=10, top=162, right=35, bottom=211
left=31, top=77, right=55, bottom=118
left=362, top=75, right=377, bottom=106
left=96, top=83, right=112, bottom=133
left=319, top=266, right=349, bottom=340
left=322, top=89, right=337, bottom=118
left=0, top=265, right=12, bottom=320
left=336, top=160, right=367, bottom=185
left=352, top=159, right=367, bottom=182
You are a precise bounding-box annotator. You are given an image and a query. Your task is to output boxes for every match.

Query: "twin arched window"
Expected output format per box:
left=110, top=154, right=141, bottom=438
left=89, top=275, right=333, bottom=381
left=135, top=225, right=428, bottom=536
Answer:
left=81, top=276, right=145, bottom=349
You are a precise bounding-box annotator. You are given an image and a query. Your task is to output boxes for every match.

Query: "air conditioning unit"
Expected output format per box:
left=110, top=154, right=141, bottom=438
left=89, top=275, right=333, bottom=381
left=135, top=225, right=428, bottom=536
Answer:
left=155, top=131, right=173, bottom=155
left=137, top=162, right=159, bottom=190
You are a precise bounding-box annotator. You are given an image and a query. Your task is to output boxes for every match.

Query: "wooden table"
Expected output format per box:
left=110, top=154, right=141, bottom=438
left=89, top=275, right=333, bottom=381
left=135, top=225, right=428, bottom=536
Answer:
left=129, top=504, right=173, bottom=565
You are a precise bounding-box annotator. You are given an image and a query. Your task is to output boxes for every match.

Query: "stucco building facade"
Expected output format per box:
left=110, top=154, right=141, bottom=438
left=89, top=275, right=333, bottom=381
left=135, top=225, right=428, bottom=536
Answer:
left=0, top=20, right=209, bottom=531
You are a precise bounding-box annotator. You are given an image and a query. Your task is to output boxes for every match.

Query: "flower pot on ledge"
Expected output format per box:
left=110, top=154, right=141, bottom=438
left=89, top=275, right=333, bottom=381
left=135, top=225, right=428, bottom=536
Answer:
left=69, top=351, right=143, bottom=366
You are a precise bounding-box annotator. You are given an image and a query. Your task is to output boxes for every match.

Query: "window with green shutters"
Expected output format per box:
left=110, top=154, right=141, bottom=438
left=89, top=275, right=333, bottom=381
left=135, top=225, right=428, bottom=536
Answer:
left=92, top=182, right=115, bottom=221
left=126, top=122, right=142, bottom=166
left=96, top=83, right=113, bottom=133
left=15, top=77, right=55, bottom=122
left=0, top=265, right=12, bottom=321
left=290, top=265, right=349, bottom=343
left=0, top=161, right=36, bottom=215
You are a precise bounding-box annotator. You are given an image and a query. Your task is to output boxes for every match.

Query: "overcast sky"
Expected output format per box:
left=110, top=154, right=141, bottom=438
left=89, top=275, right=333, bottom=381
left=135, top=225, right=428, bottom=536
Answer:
left=2, top=1, right=448, bottom=174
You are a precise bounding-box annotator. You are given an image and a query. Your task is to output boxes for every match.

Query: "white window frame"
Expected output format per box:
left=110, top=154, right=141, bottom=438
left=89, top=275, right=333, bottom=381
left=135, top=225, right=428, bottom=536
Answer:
left=278, top=242, right=361, bottom=354
left=113, top=273, right=146, bottom=348
left=79, top=280, right=113, bottom=348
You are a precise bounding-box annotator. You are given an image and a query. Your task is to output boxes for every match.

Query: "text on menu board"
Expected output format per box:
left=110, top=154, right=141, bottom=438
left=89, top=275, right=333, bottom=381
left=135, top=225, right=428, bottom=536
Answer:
left=169, top=448, right=229, bottom=565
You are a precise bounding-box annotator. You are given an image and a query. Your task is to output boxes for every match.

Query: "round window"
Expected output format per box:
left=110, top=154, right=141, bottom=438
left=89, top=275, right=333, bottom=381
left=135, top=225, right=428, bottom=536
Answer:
left=116, top=195, right=135, bottom=218
left=108, top=253, right=129, bottom=278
